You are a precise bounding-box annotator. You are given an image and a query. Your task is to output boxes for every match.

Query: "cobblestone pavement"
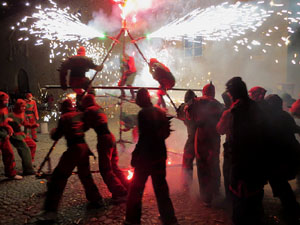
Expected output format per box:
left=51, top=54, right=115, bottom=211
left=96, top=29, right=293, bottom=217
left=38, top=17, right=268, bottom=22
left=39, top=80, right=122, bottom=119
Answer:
left=0, top=123, right=299, bottom=225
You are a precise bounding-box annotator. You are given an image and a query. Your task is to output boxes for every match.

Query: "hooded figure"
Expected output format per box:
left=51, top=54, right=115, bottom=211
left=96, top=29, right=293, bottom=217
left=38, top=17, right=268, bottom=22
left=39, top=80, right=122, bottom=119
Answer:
left=135, top=87, right=152, bottom=108
left=0, top=91, right=9, bottom=107
left=77, top=46, right=86, bottom=56
left=264, top=94, right=300, bottom=222
left=81, top=94, right=129, bottom=204
left=118, top=54, right=137, bottom=100
left=60, top=98, right=74, bottom=114
left=24, top=93, right=39, bottom=142
left=202, top=82, right=215, bottom=98
left=176, top=90, right=198, bottom=189
left=186, top=82, right=223, bottom=206
left=9, top=99, right=37, bottom=174
left=40, top=98, right=104, bottom=223
left=0, top=92, right=20, bottom=179
left=125, top=88, right=177, bottom=225
left=248, top=86, right=266, bottom=101
left=149, top=58, right=175, bottom=109
left=58, top=46, right=103, bottom=106
left=224, top=77, right=270, bottom=225
left=184, top=89, right=197, bottom=104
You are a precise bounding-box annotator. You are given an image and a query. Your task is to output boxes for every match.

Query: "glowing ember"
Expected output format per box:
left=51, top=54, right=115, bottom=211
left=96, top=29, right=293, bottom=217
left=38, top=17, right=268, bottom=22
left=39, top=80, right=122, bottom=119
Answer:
left=66, top=93, right=77, bottom=107
left=127, top=169, right=134, bottom=180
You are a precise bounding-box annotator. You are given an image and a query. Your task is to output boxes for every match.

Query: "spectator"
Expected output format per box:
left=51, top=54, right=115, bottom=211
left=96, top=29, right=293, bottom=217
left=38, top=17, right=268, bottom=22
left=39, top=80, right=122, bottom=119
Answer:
left=0, top=92, right=22, bottom=180
left=25, top=93, right=39, bottom=142
left=9, top=99, right=37, bottom=175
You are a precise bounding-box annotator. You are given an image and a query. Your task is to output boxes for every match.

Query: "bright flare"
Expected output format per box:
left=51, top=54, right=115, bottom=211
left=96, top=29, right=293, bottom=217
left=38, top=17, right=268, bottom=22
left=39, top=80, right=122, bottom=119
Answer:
left=149, top=2, right=272, bottom=42
left=127, top=169, right=134, bottom=180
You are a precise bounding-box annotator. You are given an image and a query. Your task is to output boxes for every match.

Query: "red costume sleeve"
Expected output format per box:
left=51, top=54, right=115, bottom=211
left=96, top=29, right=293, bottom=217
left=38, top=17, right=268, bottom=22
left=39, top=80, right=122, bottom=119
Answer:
left=127, top=57, right=137, bottom=73
left=216, top=109, right=232, bottom=135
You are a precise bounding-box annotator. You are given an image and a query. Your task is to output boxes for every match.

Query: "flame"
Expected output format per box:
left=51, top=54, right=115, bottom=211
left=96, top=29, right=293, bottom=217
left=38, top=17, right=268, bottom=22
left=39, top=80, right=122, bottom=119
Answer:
left=127, top=169, right=134, bottom=180
left=114, top=0, right=153, bottom=20
left=66, top=93, right=77, bottom=107
left=67, top=93, right=76, bottom=100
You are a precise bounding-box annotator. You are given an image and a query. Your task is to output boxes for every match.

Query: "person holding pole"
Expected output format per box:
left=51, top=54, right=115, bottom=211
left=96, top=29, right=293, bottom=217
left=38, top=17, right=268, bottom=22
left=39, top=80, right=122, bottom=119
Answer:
left=149, top=58, right=175, bottom=111
left=58, top=46, right=103, bottom=105
left=81, top=94, right=129, bottom=204
left=25, top=93, right=39, bottom=142
left=118, top=54, right=137, bottom=100
left=36, top=99, right=104, bottom=223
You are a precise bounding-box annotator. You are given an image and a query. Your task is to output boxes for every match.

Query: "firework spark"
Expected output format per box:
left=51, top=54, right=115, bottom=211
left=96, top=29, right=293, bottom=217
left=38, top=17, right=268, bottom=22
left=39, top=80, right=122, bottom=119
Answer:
left=20, top=0, right=105, bottom=43
left=15, top=0, right=107, bottom=63
left=149, top=1, right=272, bottom=42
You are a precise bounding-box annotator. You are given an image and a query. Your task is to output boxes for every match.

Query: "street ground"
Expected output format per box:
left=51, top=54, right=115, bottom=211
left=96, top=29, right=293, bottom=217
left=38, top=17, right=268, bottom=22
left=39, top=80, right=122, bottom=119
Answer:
left=0, top=116, right=299, bottom=225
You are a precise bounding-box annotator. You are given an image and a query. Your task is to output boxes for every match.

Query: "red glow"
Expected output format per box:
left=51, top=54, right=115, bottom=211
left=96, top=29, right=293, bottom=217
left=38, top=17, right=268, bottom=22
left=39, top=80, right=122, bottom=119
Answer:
left=112, top=0, right=125, bottom=4
left=127, top=169, right=133, bottom=180
left=114, top=0, right=154, bottom=20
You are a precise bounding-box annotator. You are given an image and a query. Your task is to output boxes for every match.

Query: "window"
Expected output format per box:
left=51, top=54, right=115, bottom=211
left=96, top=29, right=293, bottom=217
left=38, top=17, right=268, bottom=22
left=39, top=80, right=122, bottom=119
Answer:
left=184, top=36, right=202, bottom=57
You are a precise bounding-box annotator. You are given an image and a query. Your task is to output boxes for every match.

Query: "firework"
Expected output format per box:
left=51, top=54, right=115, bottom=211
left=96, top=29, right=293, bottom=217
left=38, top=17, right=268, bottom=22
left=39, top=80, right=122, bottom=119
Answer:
left=149, top=2, right=272, bottom=42
left=15, top=0, right=107, bottom=63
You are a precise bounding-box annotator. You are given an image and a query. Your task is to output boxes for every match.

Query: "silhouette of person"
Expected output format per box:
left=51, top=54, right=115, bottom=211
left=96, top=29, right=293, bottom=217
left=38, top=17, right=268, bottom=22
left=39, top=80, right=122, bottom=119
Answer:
left=176, top=90, right=197, bottom=189
left=118, top=54, right=137, bottom=100
left=149, top=58, right=175, bottom=110
left=81, top=94, right=129, bottom=204
left=225, top=77, right=269, bottom=225
left=124, top=88, right=178, bottom=225
left=38, top=99, right=104, bottom=223
left=186, top=82, right=223, bottom=206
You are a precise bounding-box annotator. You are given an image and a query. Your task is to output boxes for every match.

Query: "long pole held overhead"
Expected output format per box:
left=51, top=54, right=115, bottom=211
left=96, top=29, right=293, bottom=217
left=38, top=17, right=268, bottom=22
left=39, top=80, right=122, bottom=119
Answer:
left=44, top=85, right=202, bottom=92
left=88, top=28, right=125, bottom=86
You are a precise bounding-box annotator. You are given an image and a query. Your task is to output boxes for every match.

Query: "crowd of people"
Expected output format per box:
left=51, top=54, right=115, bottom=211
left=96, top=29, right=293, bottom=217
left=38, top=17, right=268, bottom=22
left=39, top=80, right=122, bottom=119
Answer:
left=34, top=77, right=299, bottom=225
left=0, top=91, right=39, bottom=180
left=1, top=45, right=300, bottom=225
left=177, top=78, right=300, bottom=225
